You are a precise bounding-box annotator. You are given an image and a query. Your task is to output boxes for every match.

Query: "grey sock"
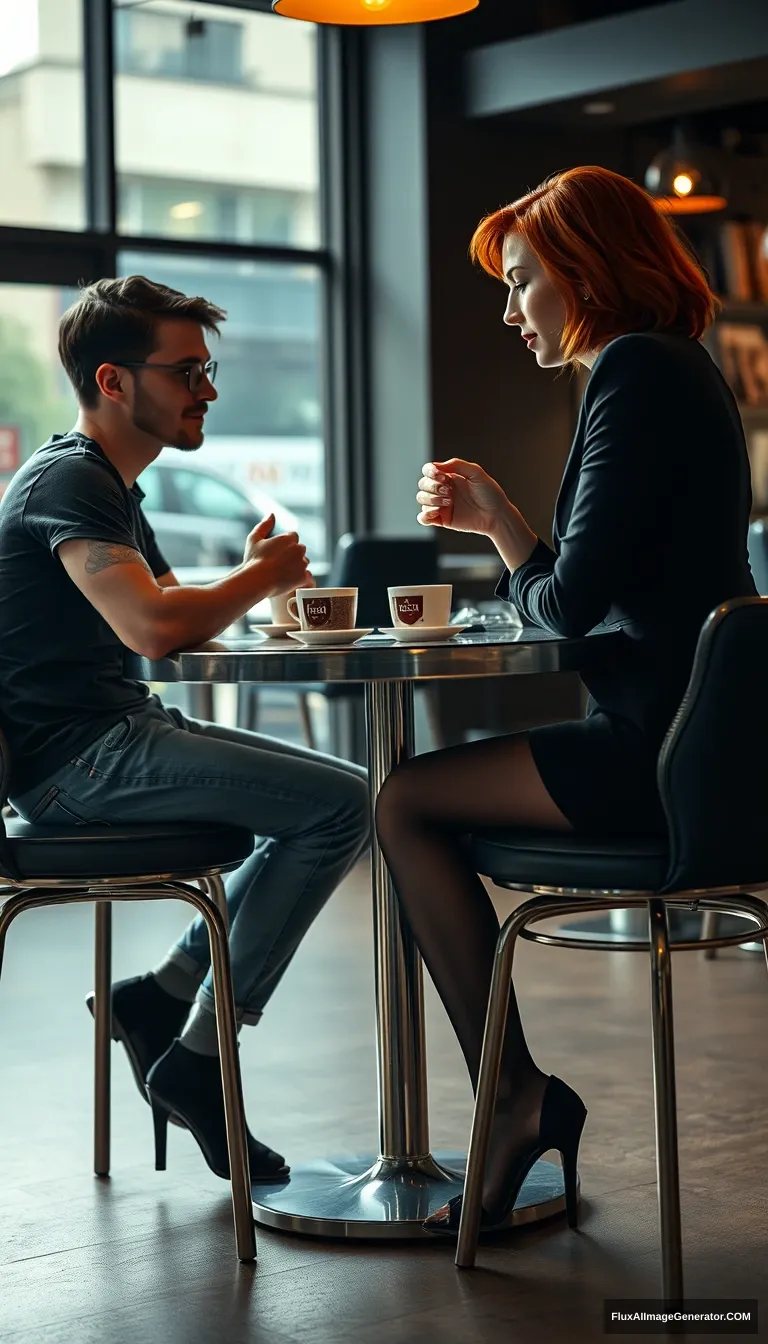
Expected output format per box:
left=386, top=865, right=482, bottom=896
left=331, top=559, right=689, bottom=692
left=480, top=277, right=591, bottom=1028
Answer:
left=179, top=1001, right=243, bottom=1057
left=153, top=949, right=205, bottom=1004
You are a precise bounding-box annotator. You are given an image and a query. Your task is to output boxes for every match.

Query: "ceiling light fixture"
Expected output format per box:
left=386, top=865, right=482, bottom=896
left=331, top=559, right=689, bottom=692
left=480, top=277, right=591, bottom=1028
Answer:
left=645, top=122, right=727, bottom=215
left=272, top=0, right=478, bottom=23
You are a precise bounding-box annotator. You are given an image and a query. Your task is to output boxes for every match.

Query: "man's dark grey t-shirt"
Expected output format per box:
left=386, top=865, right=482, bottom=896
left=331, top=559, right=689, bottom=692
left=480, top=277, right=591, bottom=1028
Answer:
left=0, top=432, right=169, bottom=795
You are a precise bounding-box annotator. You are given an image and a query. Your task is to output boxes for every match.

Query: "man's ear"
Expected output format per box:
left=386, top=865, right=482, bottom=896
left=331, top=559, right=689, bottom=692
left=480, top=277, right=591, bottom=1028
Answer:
left=95, top=361, right=126, bottom=403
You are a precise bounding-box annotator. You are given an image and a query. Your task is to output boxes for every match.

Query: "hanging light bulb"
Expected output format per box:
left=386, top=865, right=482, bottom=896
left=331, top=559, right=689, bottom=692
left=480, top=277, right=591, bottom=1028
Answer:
left=645, top=122, right=727, bottom=215
left=272, top=0, right=478, bottom=23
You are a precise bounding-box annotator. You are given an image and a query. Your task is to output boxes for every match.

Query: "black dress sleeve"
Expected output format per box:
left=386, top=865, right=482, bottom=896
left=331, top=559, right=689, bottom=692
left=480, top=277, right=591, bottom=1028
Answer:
left=503, top=335, right=677, bottom=637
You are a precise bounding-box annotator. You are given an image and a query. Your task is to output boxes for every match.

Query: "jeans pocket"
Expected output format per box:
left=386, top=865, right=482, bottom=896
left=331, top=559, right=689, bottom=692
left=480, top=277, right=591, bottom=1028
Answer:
left=26, top=785, right=110, bottom=827
left=72, top=715, right=138, bottom=777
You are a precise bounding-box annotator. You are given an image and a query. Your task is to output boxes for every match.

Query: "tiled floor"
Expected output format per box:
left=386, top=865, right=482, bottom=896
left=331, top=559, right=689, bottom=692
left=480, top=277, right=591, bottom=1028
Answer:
left=1, top=862, right=766, bottom=1343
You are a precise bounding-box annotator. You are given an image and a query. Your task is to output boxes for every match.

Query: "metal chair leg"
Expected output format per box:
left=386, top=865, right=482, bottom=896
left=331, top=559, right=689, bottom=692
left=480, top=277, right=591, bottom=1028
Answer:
left=94, top=900, right=112, bottom=1177
left=648, top=899, right=683, bottom=1300
left=455, top=899, right=539, bottom=1269
left=700, top=909, right=719, bottom=960
left=200, top=896, right=256, bottom=1262
left=297, top=693, right=316, bottom=751
left=207, top=872, right=230, bottom=932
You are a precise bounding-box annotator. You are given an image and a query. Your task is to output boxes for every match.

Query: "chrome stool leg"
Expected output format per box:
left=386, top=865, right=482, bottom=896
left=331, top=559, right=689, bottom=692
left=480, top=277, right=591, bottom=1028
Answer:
left=648, top=900, right=683, bottom=1300
left=94, top=900, right=112, bottom=1177
left=202, top=896, right=255, bottom=1262
left=701, top=909, right=719, bottom=960
left=455, top=911, right=518, bottom=1268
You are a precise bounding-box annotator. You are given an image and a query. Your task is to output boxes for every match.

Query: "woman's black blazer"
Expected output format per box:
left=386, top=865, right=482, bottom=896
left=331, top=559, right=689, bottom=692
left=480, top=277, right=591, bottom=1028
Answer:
left=497, top=331, right=758, bottom=745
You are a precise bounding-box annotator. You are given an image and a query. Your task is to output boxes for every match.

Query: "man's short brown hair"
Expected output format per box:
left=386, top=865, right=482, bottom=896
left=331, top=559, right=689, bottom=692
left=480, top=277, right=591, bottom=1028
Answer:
left=58, top=275, right=227, bottom=407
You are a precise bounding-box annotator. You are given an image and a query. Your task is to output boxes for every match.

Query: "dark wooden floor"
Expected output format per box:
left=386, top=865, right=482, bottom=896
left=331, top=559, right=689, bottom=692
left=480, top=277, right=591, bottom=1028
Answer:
left=1, top=863, right=767, bottom=1343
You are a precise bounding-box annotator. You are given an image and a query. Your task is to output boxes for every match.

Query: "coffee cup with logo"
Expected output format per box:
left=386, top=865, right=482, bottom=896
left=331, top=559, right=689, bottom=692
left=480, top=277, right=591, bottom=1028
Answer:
left=387, top=584, right=453, bottom=628
left=270, top=592, right=300, bottom=626
left=288, top=587, right=359, bottom=631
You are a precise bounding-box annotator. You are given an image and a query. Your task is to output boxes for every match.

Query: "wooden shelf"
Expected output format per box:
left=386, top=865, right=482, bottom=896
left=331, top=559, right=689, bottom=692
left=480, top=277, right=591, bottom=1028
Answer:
left=716, top=300, right=768, bottom=321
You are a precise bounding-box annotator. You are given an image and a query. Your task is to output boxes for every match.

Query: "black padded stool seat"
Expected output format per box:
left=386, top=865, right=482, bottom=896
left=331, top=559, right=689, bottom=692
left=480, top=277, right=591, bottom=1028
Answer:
left=468, top=828, right=669, bottom=891
left=4, top=818, right=254, bottom=881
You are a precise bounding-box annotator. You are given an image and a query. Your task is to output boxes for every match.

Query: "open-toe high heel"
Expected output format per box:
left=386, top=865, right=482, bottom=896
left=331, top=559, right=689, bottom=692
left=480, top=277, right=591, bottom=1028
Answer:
left=423, top=1075, right=587, bottom=1236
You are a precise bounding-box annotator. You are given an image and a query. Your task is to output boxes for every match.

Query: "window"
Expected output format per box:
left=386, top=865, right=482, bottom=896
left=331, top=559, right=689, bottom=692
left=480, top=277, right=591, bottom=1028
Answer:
left=120, top=250, right=326, bottom=560
left=0, top=284, right=79, bottom=499
left=170, top=468, right=254, bottom=522
left=115, top=8, right=244, bottom=85
left=136, top=464, right=164, bottom=512
left=114, top=2, right=320, bottom=249
left=0, top=0, right=85, bottom=230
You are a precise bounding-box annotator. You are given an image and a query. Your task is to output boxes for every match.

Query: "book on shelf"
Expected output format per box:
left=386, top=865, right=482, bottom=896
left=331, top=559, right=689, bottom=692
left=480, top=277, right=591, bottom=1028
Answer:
left=714, top=220, right=768, bottom=304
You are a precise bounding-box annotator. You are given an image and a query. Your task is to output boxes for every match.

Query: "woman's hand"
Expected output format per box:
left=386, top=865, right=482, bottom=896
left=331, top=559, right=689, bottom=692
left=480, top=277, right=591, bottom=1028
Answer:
left=417, top=458, right=539, bottom=570
left=416, top=459, right=513, bottom=537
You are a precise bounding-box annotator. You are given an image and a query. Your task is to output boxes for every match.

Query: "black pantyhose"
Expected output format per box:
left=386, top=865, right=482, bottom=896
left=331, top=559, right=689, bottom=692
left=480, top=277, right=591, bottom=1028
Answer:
left=375, top=732, right=572, bottom=1218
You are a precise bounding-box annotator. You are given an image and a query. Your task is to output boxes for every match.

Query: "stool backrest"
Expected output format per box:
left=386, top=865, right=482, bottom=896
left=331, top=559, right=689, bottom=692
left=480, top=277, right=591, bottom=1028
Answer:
left=659, top=596, right=768, bottom=892
left=0, top=722, right=19, bottom=881
left=748, top=520, right=768, bottom=595
left=328, top=533, right=439, bottom=630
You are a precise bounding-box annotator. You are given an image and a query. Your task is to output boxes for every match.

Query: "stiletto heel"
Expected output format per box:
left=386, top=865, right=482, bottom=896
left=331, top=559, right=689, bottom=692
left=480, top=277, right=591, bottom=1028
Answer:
left=151, top=1098, right=170, bottom=1171
left=423, top=1074, right=587, bottom=1237
left=560, top=1135, right=581, bottom=1229
left=146, top=1040, right=290, bottom=1182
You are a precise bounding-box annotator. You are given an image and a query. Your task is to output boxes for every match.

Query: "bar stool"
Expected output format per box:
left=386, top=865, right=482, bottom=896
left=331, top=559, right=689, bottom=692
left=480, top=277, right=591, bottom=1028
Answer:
left=0, top=726, right=258, bottom=1263
left=455, top=597, right=768, bottom=1298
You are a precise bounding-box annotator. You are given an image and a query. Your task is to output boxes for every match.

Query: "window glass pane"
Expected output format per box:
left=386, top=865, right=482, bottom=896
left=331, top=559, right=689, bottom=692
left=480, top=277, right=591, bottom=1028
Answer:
left=120, top=251, right=326, bottom=563
left=137, top=463, right=164, bottom=512
left=114, top=2, right=319, bottom=248
left=171, top=467, right=254, bottom=522
left=0, top=284, right=79, bottom=501
left=0, top=0, right=85, bottom=230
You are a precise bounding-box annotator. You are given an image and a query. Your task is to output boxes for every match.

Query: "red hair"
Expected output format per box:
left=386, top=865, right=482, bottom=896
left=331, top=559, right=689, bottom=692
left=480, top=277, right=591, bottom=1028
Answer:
left=469, top=165, right=720, bottom=366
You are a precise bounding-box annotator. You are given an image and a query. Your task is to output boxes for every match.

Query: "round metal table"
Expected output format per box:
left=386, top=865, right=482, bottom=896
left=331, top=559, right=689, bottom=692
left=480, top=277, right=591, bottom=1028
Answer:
left=135, top=627, right=618, bottom=1240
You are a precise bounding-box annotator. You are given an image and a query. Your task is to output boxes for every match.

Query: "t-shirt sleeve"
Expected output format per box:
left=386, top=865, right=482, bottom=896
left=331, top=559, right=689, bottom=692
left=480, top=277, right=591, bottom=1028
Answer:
left=137, top=506, right=171, bottom=580
left=23, top=455, right=139, bottom=556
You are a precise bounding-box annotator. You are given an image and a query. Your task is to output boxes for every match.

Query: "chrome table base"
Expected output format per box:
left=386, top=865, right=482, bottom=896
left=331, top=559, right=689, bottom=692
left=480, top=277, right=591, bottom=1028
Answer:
left=252, top=1154, right=569, bottom=1239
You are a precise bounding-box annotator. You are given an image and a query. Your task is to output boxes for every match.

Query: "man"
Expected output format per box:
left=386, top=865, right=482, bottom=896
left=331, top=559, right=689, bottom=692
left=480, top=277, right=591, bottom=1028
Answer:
left=0, top=276, right=370, bottom=1181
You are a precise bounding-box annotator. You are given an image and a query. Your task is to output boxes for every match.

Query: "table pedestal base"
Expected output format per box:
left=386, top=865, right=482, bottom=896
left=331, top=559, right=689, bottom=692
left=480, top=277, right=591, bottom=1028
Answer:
left=251, top=1153, right=569, bottom=1239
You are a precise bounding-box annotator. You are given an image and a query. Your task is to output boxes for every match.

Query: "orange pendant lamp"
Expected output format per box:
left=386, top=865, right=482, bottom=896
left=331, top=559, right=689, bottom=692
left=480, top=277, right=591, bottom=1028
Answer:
left=272, top=0, right=479, bottom=23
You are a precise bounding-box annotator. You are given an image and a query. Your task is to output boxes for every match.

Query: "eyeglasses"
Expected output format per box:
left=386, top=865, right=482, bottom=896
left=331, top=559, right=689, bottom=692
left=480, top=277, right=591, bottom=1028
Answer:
left=113, top=359, right=218, bottom=393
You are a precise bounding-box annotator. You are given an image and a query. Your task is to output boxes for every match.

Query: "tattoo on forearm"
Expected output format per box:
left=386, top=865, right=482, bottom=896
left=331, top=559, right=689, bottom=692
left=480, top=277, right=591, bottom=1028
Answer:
left=84, top=541, right=150, bottom=575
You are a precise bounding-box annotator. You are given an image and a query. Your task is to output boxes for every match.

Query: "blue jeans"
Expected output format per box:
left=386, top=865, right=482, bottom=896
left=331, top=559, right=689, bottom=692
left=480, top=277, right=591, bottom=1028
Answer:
left=11, top=696, right=370, bottom=1021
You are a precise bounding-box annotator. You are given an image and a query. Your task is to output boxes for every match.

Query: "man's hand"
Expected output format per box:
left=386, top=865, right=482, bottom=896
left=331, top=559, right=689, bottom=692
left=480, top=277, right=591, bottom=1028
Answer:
left=244, top=514, right=310, bottom=597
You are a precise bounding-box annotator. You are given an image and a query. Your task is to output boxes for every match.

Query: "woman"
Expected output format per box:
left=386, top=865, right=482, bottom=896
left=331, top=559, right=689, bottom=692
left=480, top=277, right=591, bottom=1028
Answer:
left=374, top=165, right=757, bottom=1235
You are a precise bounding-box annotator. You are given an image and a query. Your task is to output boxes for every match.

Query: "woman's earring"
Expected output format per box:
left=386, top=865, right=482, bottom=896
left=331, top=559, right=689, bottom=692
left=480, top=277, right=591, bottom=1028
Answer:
left=583, top=291, right=590, bottom=301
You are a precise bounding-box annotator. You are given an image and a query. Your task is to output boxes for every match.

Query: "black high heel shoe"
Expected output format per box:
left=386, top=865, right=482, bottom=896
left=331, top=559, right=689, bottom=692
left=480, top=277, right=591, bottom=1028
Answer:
left=423, top=1075, right=587, bottom=1236
left=86, top=974, right=191, bottom=1117
left=146, top=1039, right=290, bottom=1183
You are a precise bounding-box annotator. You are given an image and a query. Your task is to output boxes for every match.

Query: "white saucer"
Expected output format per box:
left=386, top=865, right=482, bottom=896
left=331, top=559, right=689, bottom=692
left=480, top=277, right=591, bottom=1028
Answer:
left=286, top=628, right=374, bottom=647
left=380, top=625, right=468, bottom=643
left=249, top=624, right=299, bottom=639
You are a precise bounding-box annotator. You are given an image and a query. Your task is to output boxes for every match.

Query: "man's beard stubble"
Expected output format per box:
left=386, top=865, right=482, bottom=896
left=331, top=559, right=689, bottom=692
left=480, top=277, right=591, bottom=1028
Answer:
left=132, top=387, right=205, bottom=452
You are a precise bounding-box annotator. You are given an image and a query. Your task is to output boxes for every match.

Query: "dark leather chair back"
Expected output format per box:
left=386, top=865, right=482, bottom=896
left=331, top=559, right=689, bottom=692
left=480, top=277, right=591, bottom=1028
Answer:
left=328, top=533, right=440, bottom=630
left=659, top=596, right=768, bottom=892
left=747, top=520, right=768, bottom=596
left=0, top=722, right=19, bottom=880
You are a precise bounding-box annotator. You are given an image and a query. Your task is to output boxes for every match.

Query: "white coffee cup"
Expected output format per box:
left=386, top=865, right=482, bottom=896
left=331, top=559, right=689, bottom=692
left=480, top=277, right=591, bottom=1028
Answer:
left=270, top=593, right=300, bottom=625
left=288, top=587, right=359, bottom=631
left=387, top=584, right=452, bottom=628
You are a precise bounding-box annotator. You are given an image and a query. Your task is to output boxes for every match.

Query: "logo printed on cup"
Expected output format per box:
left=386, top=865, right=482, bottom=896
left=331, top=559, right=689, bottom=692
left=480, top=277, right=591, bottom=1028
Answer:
left=395, top=596, right=424, bottom=626
left=304, top=598, right=332, bottom=628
